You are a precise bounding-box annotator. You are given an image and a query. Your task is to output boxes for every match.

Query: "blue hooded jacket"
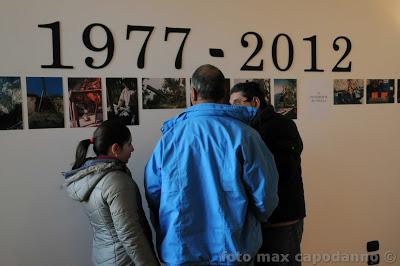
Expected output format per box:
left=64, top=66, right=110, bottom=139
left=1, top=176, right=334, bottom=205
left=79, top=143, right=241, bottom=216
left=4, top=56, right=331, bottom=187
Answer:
left=145, top=103, right=279, bottom=265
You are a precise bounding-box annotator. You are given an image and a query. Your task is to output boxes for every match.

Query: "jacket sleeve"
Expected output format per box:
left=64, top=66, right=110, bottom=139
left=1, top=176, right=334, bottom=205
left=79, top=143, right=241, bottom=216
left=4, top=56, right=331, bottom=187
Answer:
left=263, top=119, right=303, bottom=183
left=102, top=171, right=160, bottom=266
left=144, top=140, right=163, bottom=229
left=241, top=131, right=279, bottom=222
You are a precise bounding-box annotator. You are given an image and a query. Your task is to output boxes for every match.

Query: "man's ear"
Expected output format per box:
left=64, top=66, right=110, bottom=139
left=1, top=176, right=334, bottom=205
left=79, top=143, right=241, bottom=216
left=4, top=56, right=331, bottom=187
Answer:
left=252, top=97, right=261, bottom=109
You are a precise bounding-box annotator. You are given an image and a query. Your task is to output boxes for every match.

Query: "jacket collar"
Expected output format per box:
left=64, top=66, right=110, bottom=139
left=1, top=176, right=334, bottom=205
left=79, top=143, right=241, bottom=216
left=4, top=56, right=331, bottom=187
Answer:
left=161, top=103, right=257, bottom=134
left=63, top=157, right=123, bottom=179
left=62, top=158, right=128, bottom=202
left=255, top=105, right=276, bottom=122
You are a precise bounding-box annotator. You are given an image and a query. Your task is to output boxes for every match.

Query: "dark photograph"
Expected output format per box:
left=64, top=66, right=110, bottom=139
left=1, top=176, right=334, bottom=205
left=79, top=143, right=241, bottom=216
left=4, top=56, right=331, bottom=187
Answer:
left=26, top=77, right=64, bottom=129
left=366, top=79, right=395, bottom=104
left=106, top=78, right=139, bottom=125
left=68, top=78, right=103, bottom=127
left=398, top=80, right=400, bottom=103
left=333, top=79, right=364, bottom=105
left=0, top=77, right=22, bottom=130
left=142, top=78, right=186, bottom=109
left=274, top=79, right=297, bottom=119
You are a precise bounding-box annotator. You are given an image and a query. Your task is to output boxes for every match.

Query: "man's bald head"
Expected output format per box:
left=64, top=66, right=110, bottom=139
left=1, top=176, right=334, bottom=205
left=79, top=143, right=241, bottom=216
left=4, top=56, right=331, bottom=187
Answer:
left=191, top=64, right=225, bottom=102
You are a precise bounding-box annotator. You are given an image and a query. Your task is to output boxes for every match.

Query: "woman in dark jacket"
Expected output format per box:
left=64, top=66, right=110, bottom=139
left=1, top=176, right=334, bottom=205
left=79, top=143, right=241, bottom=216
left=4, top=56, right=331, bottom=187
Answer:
left=63, top=120, right=159, bottom=266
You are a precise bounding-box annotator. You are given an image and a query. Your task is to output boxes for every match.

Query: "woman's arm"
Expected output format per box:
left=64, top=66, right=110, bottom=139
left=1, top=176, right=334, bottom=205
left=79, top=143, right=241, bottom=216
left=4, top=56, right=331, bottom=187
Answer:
left=102, top=171, right=159, bottom=266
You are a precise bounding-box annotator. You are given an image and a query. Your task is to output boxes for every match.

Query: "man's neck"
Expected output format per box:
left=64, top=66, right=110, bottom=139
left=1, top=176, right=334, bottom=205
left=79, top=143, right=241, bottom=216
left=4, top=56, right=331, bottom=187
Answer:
left=192, top=98, right=224, bottom=105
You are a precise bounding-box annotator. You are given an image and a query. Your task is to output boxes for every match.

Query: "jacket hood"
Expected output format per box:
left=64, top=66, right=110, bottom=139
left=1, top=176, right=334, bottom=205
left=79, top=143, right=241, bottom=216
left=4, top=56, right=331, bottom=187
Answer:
left=63, top=158, right=126, bottom=202
left=161, top=103, right=257, bottom=134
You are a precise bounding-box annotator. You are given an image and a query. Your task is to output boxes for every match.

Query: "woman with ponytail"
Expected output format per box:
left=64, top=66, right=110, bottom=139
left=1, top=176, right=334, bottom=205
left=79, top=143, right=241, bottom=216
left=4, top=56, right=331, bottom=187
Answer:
left=63, top=120, right=159, bottom=266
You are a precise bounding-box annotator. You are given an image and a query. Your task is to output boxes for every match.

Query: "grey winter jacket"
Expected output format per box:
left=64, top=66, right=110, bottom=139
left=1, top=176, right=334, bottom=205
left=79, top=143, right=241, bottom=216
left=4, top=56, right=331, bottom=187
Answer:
left=64, top=158, right=159, bottom=266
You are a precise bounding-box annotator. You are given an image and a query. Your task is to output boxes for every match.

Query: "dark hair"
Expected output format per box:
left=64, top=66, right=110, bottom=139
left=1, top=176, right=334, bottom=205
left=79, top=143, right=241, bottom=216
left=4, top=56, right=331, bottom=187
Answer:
left=191, top=64, right=225, bottom=101
left=122, top=78, right=137, bottom=91
left=230, top=81, right=268, bottom=110
left=72, top=120, right=131, bottom=170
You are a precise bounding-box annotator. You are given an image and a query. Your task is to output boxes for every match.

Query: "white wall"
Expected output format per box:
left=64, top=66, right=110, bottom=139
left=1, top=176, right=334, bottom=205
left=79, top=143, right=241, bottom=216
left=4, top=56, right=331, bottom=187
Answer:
left=0, top=1, right=399, bottom=265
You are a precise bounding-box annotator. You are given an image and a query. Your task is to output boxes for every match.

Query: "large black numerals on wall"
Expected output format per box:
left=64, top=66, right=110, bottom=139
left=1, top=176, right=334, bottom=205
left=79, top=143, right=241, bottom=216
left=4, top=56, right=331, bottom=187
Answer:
left=240, top=32, right=352, bottom=72
left=38, top=21, right=191, bottom=70
left=272, top=34, right=294, bottom=71
left=332, top=36, right=352, bottom=72
left=38, top=21, right=352, bottom=72
left=82, top=24, right=114, bottom=69
left=240, top=32, right=264, bottom=71
left=164, top=27, right=191, bottom=69
left=125, top=26, right=191, bottom=69
left=38, top=22, right=73, bottom=69
left=303, top=35, right=324, bottom=72
left=126, top=25, right=154, bottom=69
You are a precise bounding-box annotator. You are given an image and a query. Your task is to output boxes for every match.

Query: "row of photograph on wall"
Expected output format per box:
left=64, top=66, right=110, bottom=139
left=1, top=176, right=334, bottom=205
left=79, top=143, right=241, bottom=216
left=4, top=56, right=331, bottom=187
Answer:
left=334, top=79, right=397, bottom=105
left=1, top=77, right=399, bottom=130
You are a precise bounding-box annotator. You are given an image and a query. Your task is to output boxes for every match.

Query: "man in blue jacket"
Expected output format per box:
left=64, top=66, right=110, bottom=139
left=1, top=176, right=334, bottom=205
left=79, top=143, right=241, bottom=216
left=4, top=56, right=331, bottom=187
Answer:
left=145, top=64, right=279, bottom=265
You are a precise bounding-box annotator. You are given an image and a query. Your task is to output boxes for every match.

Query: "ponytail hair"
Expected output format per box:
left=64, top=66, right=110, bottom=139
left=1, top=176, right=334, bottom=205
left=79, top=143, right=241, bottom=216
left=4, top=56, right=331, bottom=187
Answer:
left=72, top=139, right=91, bottom=170
left=71, top=120, right=131, bottom=170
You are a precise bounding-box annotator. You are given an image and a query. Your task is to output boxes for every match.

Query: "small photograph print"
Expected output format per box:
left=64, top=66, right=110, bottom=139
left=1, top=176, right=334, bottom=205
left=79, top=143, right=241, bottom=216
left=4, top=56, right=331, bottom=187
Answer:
left=366, top=79, right=394, bottom=104
left=68, top=78, right=103, bottom=128
left=142, top=78, right=186, bottom=109
left=26, top=77, right=64, bottom=129
left=398, top=80, right=400, bottom=103
left=106, top=78, right=139, bottom=125
left=333, top=79, right=364, bottom=105
left=233, top=79, right=271, bottom=104
left=0, top=77, right=22, bottom=130
left=274, top=79, right=297, bottom=119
